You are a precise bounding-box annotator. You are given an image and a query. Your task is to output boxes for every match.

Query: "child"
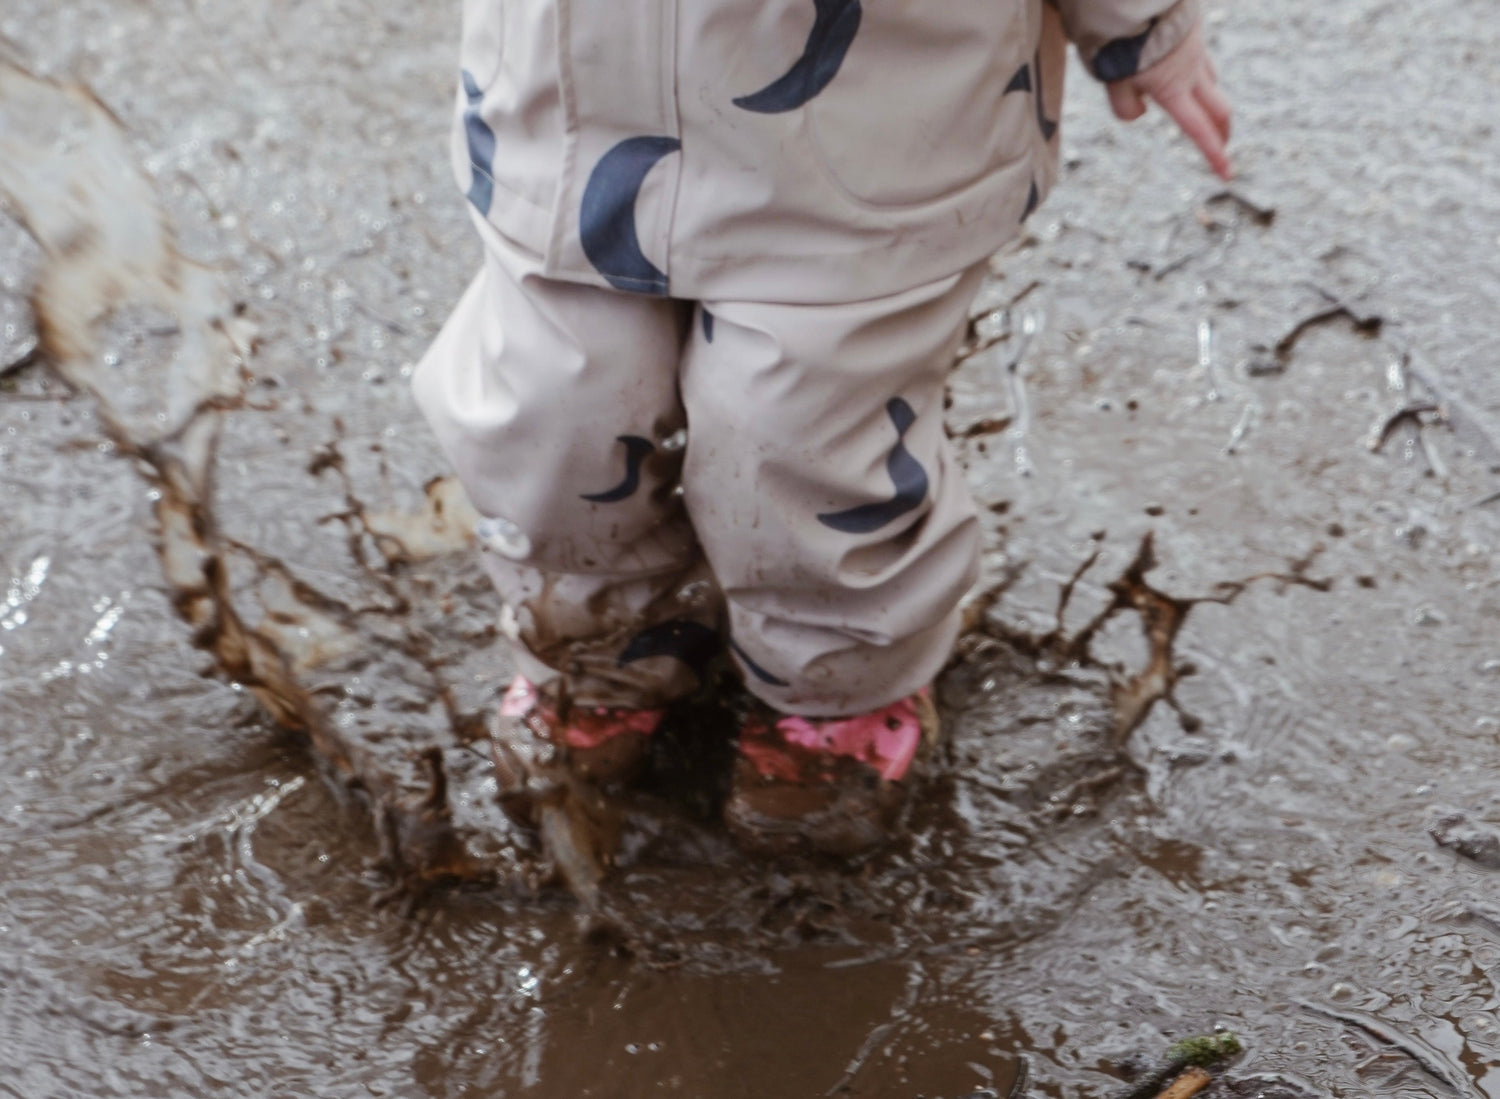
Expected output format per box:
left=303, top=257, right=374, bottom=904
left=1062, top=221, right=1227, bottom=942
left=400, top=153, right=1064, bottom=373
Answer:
left=414, top=0, right=1231, bottom=855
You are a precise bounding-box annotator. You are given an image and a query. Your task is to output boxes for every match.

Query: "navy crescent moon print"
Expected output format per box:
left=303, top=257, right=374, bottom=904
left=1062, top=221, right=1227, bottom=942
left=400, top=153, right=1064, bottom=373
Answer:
left=818, top=397, right=929, bottom=534
left=1005, top=53, right=1053, bottom=222
left=580, top=136, right=681, bottom=295
left=733, top=0, right=863, bottom=113
left=618, top=620, right=722, bottom=680
left=1093, top=19, right=1158, bottom=82
left=730, top=638, right=790, bottom=687
left=1004, top=56, right=1057, bottom=142
left=1031, top=50, right=1059, bottom=141
left=460, top=71, right=497, bottom=216
left=580, top=436, right=655, bottom=503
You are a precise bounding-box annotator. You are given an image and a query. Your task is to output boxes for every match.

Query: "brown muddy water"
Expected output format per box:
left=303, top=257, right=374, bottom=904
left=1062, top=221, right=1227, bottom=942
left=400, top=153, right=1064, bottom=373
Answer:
left=2, top=2, right=1499, bottom=1096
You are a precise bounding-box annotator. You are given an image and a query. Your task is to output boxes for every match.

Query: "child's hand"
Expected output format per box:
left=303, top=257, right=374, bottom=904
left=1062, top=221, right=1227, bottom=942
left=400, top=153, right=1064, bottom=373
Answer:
left=1105, top=22, right=1233, bottom=180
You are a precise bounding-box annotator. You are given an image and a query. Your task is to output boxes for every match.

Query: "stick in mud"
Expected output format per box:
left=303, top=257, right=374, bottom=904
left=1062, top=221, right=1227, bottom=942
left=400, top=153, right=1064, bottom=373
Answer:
left=1153, top=1067, right=1212, bottom=1099
left=1110, top=1032, right=1243, bottom=1099
left=1203, top=189, right=1277, bottom=226
left=1248, top=291, right=1383, bottom=373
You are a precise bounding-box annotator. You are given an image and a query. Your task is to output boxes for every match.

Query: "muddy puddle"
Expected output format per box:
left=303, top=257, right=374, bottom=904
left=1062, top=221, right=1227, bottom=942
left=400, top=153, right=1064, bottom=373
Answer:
left=3, top=1, right=1499, bottom=1096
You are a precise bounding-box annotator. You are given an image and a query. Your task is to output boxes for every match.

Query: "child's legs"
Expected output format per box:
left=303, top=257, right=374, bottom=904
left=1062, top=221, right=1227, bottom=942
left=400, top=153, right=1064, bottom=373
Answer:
left=680, top=265, right=987, bottom=717
left=412, top=223, right=721, bottom=709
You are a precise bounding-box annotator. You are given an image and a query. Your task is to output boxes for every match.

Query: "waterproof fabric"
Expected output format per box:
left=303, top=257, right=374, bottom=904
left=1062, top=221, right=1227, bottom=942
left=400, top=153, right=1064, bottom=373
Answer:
left=414, top=220, right=984, bottom=715
left=452, top=0, right=1199, bottom=305
left=420, top=0, right=1202, bottom=715
left=739, top=688, right=936, bottom=783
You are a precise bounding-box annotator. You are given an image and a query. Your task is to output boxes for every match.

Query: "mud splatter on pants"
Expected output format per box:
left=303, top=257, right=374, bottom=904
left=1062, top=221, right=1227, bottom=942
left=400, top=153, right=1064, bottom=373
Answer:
left=413, top=0, right=1196, bottom=715
left=413, top=219, right=984, bottom=716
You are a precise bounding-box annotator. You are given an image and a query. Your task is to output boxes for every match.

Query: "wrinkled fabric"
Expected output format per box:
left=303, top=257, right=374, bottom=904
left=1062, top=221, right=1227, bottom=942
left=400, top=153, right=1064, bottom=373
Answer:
left=413, top=221, right=984, bottom=715
left=1047, top=0, right=1200, bottom=80
left=421, top=0, right=1201, bottom=716
left=452, top=0, right=1197, bottom=305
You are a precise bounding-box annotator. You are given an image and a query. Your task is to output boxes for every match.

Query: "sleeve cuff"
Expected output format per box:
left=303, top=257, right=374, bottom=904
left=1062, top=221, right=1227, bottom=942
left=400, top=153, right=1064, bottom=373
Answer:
left=1068, top=0, right=1202, bottom=84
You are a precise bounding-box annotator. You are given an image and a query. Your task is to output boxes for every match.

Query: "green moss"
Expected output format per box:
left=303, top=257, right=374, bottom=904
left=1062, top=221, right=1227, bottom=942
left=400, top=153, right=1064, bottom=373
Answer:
left=1168, top=1031, right=1243, bottom=1067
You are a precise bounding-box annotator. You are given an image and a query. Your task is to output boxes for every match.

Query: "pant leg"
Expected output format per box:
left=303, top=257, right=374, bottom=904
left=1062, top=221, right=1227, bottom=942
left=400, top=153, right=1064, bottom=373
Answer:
left=412, top=220, right=723, bottom=709
left=680, top=265, right=986, bottom=717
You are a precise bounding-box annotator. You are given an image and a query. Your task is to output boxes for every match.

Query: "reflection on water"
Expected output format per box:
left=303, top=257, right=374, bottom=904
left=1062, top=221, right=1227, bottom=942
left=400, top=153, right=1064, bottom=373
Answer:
left=3, top=1, right=1500, bottom=1096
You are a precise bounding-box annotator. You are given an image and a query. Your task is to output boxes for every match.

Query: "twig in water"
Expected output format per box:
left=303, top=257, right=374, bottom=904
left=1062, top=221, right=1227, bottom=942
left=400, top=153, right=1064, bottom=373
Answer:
left=1370, top=401, right=1441, bottom=452
left=1250, top=293, right=1384, bottom=372
left=1111, top=1032, right=1243, bottom=1099
left=1296, top=1000, right=1470, bottom=1095
left=1398, top=348, right=1500, bottom=468
left=1369, top=399, right=1450, bottom=477
left=824, top=963, right=926, bottom=1096
left=1154, top=1067, right=1212, bottom=1099
left=1462, top=487, right=1500, bottom=511
left=1152, top=250, right=1199, bottom=282
left=1007, top=1053, right=1031, bottom=1099
left=1204, top=189, right=1277, bottom=226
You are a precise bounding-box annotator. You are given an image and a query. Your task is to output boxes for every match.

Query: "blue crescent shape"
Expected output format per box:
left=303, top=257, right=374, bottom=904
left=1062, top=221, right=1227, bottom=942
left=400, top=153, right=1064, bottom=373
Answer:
left=1021, top=179, right=1040, bottom=222
left=733, top=0, right=863, bottom=113
left=701, top=309, right=715, bottom=343
left=1092, top=19, right=1158, bottom=83
left=1030, top=52, right=1059, bottom=141
left=580, top=136, right=681, bottom=295
left=817, top=397, right=929, bottom=534
left=580, top=435, right=656, bottom=503
left=1003, top=58, right=1056, bottom=141
left=729, top=638, right=790, bottom=687
left=618, top=619, right=721, bottom=680
left=461, top=71, right=498, bottom=216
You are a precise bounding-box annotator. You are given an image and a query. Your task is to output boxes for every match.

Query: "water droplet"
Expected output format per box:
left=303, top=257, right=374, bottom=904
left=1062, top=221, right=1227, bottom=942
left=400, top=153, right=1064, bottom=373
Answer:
left=477, top=517, right=532, bottom=560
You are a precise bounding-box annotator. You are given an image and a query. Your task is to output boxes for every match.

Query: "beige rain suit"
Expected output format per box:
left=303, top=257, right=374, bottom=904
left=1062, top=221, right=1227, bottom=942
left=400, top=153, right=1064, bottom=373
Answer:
left=415, top=0, right=1202, bottom=715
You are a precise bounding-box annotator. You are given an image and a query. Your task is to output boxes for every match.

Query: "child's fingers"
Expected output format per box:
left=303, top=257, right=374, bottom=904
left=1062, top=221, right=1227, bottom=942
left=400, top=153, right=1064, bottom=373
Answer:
left=1107, top=80, right=1147, bottom=122
left=1155, top=88, right=1233, bottom=180
left=1195, top=76, right=1232, bottom=144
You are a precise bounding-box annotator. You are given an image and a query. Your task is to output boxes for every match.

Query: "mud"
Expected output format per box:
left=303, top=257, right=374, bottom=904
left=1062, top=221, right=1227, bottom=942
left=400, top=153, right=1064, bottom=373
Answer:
left=3, top=1, right=1500, bottom=1096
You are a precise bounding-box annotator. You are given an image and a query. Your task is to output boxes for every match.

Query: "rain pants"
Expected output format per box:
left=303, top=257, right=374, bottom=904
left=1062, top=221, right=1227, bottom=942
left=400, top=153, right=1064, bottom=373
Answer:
left=415, top=0, right=1202, bottom=714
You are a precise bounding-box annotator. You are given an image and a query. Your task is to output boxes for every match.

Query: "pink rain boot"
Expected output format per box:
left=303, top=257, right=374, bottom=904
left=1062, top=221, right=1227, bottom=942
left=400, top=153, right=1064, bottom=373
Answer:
left=494, top=675, right=666, bottom=788
left=726, top=688, right=940, bottom=856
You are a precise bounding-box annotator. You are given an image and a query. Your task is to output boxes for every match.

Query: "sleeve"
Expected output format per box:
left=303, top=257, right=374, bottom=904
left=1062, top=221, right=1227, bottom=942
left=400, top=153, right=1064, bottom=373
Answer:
left=1044, top=0, right=1201, bottom=83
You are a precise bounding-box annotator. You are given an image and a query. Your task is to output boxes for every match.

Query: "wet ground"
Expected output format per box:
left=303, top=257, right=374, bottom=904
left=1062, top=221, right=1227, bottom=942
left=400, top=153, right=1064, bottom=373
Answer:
left=3, top=1, right=1499, bottom=1096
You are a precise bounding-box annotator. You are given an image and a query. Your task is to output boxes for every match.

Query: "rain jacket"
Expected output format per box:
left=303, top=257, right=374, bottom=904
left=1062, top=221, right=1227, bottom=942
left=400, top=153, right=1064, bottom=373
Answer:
left=452, top=0, right=1201, bottom=304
